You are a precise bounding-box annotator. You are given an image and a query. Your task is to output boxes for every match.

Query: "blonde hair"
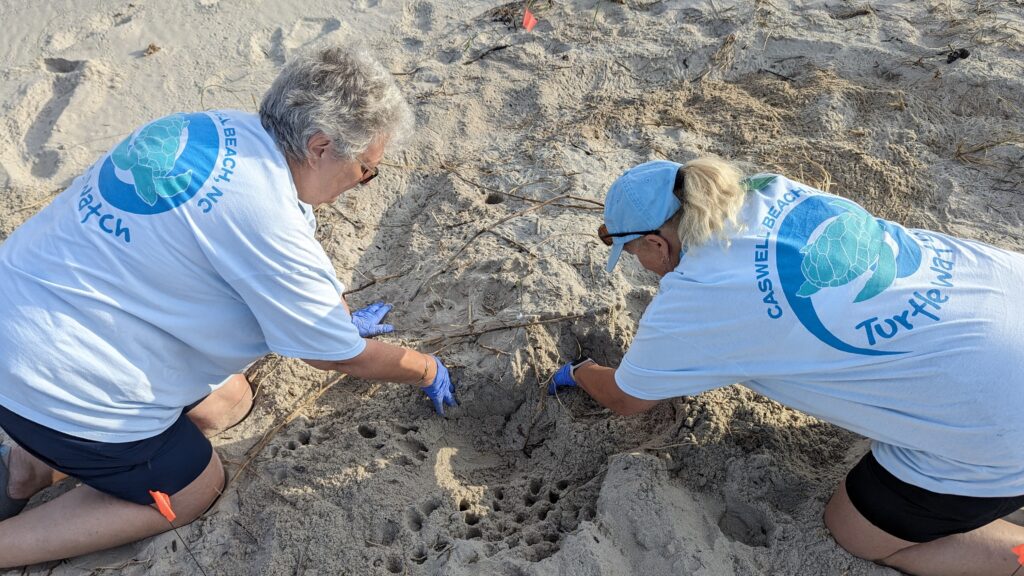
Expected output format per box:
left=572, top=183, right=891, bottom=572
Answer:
left=671, top=157, right=745, bottom=249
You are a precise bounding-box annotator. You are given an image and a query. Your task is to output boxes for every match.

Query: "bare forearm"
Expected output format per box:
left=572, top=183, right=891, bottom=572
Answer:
left=575, top=363, right=659, bottom=416
left=303, top=339, right=435, bottom=387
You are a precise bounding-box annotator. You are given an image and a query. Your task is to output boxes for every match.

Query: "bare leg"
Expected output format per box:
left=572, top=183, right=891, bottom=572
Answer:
left=186, top=374, right=254, bottom=437
left=5, top=445, right=65, bottom=500
left=5, top=374, right=250, bottom=499
left=0, top=449, right=222, bottom=568
left=824, top=478, right=1024, bottom=575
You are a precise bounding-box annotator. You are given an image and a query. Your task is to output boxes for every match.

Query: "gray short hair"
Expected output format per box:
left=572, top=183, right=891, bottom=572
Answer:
left=259, top=45, right=413, bottom=162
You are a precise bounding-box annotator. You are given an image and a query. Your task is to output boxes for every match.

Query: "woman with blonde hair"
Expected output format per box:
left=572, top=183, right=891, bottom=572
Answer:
left=550, top=158, right=1024, bottom=576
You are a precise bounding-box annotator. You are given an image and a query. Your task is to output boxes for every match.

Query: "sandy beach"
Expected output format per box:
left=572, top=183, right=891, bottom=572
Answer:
left=1, top=0, right=1023, bottom=574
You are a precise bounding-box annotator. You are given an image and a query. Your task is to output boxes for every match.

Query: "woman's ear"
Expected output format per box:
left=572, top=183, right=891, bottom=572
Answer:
left=305, top=133, right=331, bottom=163
left=645, top=233, right=670, bottom=256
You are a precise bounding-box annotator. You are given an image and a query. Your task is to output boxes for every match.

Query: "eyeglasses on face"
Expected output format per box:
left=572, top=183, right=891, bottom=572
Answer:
left=597, top=223, right=662, bottom=246
left=357, top=159, right=379, bottom=186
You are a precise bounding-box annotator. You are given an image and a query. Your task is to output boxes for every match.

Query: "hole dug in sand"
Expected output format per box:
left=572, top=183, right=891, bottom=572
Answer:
left=718, top=500, right=772, bottom=547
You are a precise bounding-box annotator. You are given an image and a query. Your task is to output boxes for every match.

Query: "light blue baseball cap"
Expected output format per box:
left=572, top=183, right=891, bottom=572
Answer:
left=603, top=160, right=683, bottom=272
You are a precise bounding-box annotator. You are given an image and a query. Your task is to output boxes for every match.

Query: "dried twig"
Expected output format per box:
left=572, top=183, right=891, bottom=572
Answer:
left=223, top=373, right=347, bottom=492
left=12, top=190, right=61, bottom=214
left=345, top=272, right=406, bottom=295
left=954, top=136, right=1023, bottom=165
left=421, top=312, right=588, bottom=346
left=410, top=193, right=572, bottom=299
left=758, top=68, right=795, bottom=82
left=232, top=519, right=258, bottom=543
left=484, top=229, right=537, bottom=257
left=443, top=164, right=603, bottom=209
left=463, top=44, right=512, bottom=65
left=391, top=66, right=424, bottom=76
left=833, top=6, right=874, bottom=20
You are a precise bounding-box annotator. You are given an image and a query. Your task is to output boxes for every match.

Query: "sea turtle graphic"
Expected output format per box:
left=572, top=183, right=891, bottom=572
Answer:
left=796, top=199, right=896, bottom=303
left=111, top=115, right=193, bottom=206
left=744, top=174, right=777, bottom=192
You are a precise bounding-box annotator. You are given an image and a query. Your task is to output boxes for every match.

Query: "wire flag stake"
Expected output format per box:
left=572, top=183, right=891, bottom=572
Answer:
left=150, top=490, right=210, bottom=576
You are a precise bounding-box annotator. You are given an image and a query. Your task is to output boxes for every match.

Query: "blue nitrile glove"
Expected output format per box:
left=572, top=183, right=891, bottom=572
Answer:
left=548, top=362, right=578, bottom=395
left=421, top=356, right=459, bottom=416
left=548, top=357, right=594, bottom=395
left=351, top=302, right=395, bottom=337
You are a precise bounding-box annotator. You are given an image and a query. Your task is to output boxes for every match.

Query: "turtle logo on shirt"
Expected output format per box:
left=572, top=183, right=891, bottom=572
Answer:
left=110, top=116, right=194, bottom=207
left=776, top=194, right=922, bottom=356
left=796, top=199, right=897, bottom=303
left=98, top=112, right=219, bottom=215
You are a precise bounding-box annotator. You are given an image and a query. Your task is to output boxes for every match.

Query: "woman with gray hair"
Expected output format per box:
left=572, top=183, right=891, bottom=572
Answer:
left=0, top=45, right=455, bottom=566
left=550, top=157, right=1024, bottom=575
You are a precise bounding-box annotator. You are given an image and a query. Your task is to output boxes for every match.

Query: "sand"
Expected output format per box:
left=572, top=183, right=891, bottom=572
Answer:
left=1, top=0, right=1023, bottom=574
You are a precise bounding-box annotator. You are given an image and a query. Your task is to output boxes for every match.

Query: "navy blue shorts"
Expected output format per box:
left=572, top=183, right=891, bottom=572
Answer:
left=846, top=451, right=1024, bottom=543
left=0, top=403, right=212, bottom=506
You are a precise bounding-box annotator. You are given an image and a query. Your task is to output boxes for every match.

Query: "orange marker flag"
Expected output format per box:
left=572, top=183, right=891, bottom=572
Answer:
left=523, top=8, right=538, bottom=32
left=149, top=490, right=177, bottom=523
left=1013, top=543, right=1024, bottom=565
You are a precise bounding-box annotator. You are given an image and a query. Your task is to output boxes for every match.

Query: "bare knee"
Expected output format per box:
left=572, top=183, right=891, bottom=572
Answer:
left=187, top=374, right=254, bottom=436
left=824, top=490, right=872, bottom=560
left=824, top=479, right=909, bottom=562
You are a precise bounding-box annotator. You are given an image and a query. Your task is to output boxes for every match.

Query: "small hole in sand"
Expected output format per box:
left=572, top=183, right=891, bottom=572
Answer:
left=358, top=424, right=377, bottom=439
left=529, top=478, right=542, bottom=495
left=410, top=543, right=428, bottom=564
left=459, top=499, right=471, bottom=512
left=484, top=193, right=504, bottom=205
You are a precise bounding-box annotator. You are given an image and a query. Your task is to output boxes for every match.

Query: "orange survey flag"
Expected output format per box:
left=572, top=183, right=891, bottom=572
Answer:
left=523, top=8, right=538, bottom=32
left=149, top=490, right=177, bottom=523
left=1012, top=543, right=1024, bottom=565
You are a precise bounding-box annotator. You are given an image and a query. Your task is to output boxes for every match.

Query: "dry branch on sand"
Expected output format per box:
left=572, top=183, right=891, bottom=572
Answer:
left=410, top=192, right=574, bottom=299
left=954, top=135, right=1024, bottom=166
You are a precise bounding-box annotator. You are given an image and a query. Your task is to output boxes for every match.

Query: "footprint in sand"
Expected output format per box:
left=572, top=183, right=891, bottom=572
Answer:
left=265, top=17, right=343, bottom=66
left=403, top=1, right=434, bottom=33
left=24, top=58, right=88, bottom=178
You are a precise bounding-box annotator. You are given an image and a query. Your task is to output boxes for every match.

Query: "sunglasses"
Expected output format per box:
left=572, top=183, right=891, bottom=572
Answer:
left=597, top=223, right=662, bottom=246
left=357, top=159, right=379, bottom=186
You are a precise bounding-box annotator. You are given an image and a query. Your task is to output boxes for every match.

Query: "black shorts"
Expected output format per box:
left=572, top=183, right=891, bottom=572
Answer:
left=0, top=403, right=212, bottom=506
left=846, top=451, right=1024, bottom=543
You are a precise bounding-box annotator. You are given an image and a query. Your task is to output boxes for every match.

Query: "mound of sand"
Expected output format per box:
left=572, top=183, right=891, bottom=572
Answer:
left=2, top=1, right=1022, bottom=574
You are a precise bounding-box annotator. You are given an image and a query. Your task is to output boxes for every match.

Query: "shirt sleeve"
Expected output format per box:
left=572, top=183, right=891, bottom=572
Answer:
left=614, top=285, right=748, bottom=400
left=192, top=184, right=363, bottom=361
left=227, top=266, right=365, bottom=361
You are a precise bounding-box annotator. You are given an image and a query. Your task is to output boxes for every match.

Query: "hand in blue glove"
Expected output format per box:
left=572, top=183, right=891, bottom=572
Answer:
left=421, top=356, right=459, bottom=416
left=351, top=302, right=395, bottom=337
left=548, top=358, right=594, bottom=395
left=548, top=362, right=578, bottom=395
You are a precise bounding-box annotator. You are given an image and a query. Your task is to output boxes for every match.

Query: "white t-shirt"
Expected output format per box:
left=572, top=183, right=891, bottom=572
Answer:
left=616, top=174, right=1024, bottom=497
left=0, top=110, right=365, bottom=442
